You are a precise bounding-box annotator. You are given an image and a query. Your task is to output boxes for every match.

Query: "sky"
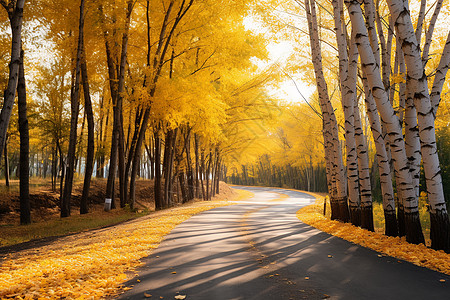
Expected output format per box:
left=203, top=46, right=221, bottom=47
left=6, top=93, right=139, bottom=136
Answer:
left=244, top=13, right=315, bottom=105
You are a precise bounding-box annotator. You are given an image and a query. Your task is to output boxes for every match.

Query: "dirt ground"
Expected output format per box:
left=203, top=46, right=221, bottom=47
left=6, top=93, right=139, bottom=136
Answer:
left=0, top=178, right=234, bottom=226
left=0, top=179, right=147, bottom=226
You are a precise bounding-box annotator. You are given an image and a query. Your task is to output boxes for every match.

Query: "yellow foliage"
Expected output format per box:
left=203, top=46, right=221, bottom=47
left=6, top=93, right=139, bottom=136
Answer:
left=297, top=196, right=450, bottom=275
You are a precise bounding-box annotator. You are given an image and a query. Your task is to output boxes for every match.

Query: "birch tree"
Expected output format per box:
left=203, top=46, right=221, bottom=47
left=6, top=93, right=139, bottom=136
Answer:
left=306, top=0, right=349, bottom=222
left=345, top=0, right=424, bottom=244
left=387, top=0, right=449, bottom=252
left=331, top=0, right=360, bottom=225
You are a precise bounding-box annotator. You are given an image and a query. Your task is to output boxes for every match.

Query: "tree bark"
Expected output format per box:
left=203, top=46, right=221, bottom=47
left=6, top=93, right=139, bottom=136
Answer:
left=306, top=0, right=348, bottom=222
left=80, top=35, right=94, bottom=215
left=332, top=0, right=360, bottom=225
left=430, top=31, right=450, bottom=117
left=361, top=73, right=398, bottom=236
left=18, top=48, right=30, bottom=225
left=354, top=99, right=374, bottom=231
left=345, top=0, right=424, bottom=244
left=388, top=0, right=448, bottom=251
left=0, top=0, right=25, bottom=161
left=154, top=128, right=163, bottom=210
left=61, top=0, right=84, bottom=217
left=3, top=135, right=9, bottom=187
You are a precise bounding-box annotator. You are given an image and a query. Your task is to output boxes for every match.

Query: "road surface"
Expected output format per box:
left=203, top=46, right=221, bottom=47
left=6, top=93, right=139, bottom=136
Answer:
left=118, top=186, right=449, bottom=299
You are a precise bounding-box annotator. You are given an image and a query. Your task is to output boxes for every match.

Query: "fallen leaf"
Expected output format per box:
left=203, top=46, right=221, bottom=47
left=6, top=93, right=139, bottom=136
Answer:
left=439, top=279, right=446, bottom=283
left=174, top=295, right=186, bottom=299
left=171, top=271, right=177, bottom=274
left=144, top=293, right=152, bottom=298
left=327, top=255, right=332, bottom=258
left=304, top=277, right=309, bottom=280
left=137, top=279, right=141, bottom=282
left=323, top=294, right=330, bottom=299
left=377, top=255, right=383, bottom=257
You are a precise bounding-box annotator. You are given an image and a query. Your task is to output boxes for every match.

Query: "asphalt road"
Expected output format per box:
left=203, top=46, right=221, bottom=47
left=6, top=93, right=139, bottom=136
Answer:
left=118, top=186, right=449, bottom=300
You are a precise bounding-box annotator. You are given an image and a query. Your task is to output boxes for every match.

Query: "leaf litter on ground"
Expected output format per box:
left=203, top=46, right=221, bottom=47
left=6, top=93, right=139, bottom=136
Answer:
left=296, top=194, right=450, bottom=276
left=0, top=189, right=249, bottom=299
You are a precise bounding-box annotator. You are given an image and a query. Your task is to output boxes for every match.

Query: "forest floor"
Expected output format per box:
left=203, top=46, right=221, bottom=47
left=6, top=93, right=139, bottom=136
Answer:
left=0, top=178, right=239, bottom=248
left=297, top=194, right=450, bottom=275
left=0, top=178, right=157, bottom=248
left=0, top=182, right=244, bottom=299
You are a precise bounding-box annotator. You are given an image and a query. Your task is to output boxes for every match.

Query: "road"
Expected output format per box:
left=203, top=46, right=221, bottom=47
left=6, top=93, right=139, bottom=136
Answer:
left=118, top=186, right=449, bottom=299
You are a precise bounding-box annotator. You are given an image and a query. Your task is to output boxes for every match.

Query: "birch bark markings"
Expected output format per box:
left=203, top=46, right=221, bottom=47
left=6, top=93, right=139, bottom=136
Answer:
left=361, top=75, right=398, bottom=236
left=345, top=0, right=424, bottom=244
left=332, top=0, right=360, bottom=225
left=430, top=31, right=450, bottom=117
left=306, top=0, right=349, bottom=222
left=387, top=0, right=449, bottom=252
left=354, top=99, right=374, bottom=231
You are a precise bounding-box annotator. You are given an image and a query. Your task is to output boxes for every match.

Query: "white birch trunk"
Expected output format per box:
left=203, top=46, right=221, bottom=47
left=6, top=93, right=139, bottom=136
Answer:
left=404, top=88, right=421, bottom=198
left=430, top=31, right=450, bottom=117
left=421, top=0, right=444, bottom=67
left=345, top=0, right=424, bottom=244
left=332, top=0, right=360, bottom=225
left=397, top=41, right=406, bottom=124
left=354, top=99, right=374, bottom=231
left=388, top=0, right=449, bottom=252
left=306, top=0, right=349, bottom=221
left=361, top=75, right=398, bottom=236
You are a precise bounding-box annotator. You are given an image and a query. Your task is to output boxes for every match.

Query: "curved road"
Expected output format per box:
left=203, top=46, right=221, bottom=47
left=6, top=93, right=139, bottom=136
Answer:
left=118, top=187, right=449, bottom=299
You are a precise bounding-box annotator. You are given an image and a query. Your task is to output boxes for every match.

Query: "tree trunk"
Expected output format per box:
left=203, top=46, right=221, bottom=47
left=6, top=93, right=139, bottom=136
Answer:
left=200, top=150, right=206, bottom=201
left=345, top=0, right=424, bottom=244
left=102, top=0, right=133, bottom=209
left=361, top=74, right=398, bottom=236
left=430, top=31, right=450, bottom=117
left=388, top=0, right=448, bottom=251
left=0, top=0, right=25, bottom=161
left=354, top=99, right=374, bottom=231
left=194, top=134, right=201, bottom=198
left=305, top=0, right=348, bottom=222
left=184, top=129, right=195, bottom=201
left=80, top=34, right=94, bottom=215
left=61, top=0, right=84, bottom=217
left=154, top=129, right=163, bottom=210
left=4, top=135, right=9, bottom=187
left=404, top=90, right=421, bottom=198
left=332, top=0, right=360, bottom=225
left=18, top=48, right=30, bottom=225
left=129, top=107, right=150, bottom=209
left=206, top=151, right=211, bottom=200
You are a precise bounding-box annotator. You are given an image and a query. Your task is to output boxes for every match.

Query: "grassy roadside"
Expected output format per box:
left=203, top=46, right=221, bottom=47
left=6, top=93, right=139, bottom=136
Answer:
left=0, top=189, right=251, bottom=299
left=0, top=208, right=148, bottom=248
left=296, top=194, right=450, bottom=276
